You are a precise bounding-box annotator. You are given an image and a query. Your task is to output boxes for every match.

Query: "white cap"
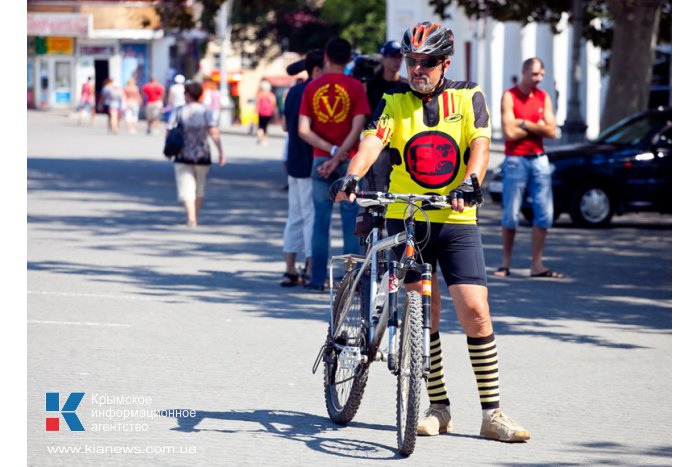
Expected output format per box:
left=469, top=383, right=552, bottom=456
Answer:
left=174, top=74, right=185, bottom=84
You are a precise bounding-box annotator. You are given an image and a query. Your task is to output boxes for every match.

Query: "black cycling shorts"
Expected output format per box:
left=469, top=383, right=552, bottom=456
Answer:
left=386, top=219, right=487, bottom=287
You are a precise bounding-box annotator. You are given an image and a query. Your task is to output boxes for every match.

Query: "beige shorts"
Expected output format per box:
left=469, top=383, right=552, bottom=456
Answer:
left=146, top=102, right=163, bottom=121
left=174, top=163, right=210, bottom=202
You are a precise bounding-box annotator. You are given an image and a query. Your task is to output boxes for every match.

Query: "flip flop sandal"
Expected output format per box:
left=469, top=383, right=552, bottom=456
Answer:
left=530, top=269, right=565, bottom=279
left=280, top=272, right=301, bottom=287
left=494, top=267, right=511, bottom=277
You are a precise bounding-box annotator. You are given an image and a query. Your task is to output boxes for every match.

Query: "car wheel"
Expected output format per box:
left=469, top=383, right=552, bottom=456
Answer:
left=570, top=185, right=613, bottom=227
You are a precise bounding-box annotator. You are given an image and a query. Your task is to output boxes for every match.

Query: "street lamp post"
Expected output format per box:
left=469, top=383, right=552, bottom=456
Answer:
left=217, top=0, right=233, bottom=127
left=561, top=0, right=588, bottom=143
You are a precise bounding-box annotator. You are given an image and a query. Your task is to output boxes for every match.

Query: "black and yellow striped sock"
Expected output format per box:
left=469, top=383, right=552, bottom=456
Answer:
left=467, top=333, right=500, bottom=410
left=426, top=332, right=450, bottom=406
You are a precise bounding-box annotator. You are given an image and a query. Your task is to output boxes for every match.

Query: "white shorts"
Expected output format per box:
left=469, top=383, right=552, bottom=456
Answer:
left=174, top=163, right=210, bottom=202
left=125, top=102, right=140, bottom=123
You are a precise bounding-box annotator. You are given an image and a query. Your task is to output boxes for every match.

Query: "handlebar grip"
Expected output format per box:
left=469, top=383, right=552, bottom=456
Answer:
left=357, top=191, right=380, bottom=199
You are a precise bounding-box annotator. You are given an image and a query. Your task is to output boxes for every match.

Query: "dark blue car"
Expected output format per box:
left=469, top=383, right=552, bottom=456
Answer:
left=488, top=108, right=671, bottom=227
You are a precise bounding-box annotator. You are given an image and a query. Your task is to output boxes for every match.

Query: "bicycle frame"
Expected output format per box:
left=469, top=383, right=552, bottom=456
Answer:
left=329, top=194, right=444, bottom=376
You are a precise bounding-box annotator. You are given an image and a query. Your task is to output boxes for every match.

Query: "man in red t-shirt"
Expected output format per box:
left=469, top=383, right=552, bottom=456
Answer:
left=299, top=37, right=371, bottom=291
left=497, top=57, right=560, bottom=279
left=142, top=76, right=165, bottom=135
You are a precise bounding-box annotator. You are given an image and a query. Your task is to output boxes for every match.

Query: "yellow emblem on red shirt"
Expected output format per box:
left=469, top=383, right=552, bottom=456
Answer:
left=312, top=83, right=351, bottom=123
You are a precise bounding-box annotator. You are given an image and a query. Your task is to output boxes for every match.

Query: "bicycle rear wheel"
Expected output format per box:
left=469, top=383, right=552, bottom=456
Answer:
left=396, top=290, right=423, bottom=456
left=324, top=271, right=370, bottom=424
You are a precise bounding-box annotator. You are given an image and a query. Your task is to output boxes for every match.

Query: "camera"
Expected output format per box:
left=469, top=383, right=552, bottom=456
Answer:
left=286, top=58, right=306, bottom=76
left=350, top=54, right=383, bottom=82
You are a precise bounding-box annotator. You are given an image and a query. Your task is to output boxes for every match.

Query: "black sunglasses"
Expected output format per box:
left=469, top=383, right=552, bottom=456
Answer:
left=405, top=56, right=442, bottom=68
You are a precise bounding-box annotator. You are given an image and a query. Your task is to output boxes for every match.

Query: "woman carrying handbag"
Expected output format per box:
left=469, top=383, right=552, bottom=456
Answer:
left=165, top=81, right=225, bottom=228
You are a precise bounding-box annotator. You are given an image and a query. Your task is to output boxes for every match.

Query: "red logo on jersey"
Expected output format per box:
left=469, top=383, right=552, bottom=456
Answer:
left=404, top=132, right=460, bottom=188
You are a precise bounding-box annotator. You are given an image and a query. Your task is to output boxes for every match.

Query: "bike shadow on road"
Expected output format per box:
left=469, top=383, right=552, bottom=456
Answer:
left=161, top=407, right=406, bottom=460
left=28, top=157, right=672, bottom=347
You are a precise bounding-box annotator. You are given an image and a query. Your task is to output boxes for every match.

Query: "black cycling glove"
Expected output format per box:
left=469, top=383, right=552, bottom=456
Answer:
left=449, top=178, right=482, bottom=207
left=329, top=175, right=360, bottom=202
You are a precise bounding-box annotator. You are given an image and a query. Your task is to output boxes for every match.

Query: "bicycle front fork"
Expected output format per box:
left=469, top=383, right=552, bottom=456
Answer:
left=419, top=268, right=433, bottom=377
left=387, top=261, right=432, bottom=377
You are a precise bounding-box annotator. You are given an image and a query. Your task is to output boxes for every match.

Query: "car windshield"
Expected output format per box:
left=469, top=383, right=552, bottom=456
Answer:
left=594, top=112, right=671, bottom=145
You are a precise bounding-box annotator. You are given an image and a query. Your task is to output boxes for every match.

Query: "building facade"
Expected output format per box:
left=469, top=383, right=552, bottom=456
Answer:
left=27, top=1, right=204, bottom=111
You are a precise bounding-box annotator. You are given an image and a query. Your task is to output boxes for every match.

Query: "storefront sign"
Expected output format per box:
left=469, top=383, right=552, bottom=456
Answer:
left=28, top=13, right=92, bottom=38
left=47, top=37, right=74, bottom=55
left=79, top=45, right=116, bottom=56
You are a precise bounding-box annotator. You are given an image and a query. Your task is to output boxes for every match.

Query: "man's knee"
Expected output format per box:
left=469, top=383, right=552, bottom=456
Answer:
left=466, top=300, right=491, bottom=325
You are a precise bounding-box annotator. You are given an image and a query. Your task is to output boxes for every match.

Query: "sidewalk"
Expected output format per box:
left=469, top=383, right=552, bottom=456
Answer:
left=27, top=109, right=671, bottom=466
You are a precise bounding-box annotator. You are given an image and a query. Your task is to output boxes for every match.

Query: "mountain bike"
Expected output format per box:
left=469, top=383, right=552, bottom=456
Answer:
left=312, top=175, right=483, bottom=456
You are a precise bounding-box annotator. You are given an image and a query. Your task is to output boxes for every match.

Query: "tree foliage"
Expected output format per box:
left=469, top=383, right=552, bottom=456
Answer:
left=156, top=0, right=220, bottom=32
left=319, top=0, right=386, bottom=55
left=155, top=1, right=386, bottom=67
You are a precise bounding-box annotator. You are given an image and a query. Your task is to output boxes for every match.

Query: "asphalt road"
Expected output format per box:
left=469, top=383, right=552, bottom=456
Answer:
left=27, top=110, right=672, bottom=466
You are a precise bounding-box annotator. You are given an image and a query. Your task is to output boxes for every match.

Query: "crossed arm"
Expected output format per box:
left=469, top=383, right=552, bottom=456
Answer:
left=501, top=91, right=557, bottom=141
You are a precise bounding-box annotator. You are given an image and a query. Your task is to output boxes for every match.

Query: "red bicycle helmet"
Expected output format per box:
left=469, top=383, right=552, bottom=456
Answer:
left=401, top=21, right=455, bottom=57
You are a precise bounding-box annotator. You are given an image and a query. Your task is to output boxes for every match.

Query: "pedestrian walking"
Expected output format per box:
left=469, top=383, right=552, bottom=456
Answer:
left=97, top=78, right=113, bottom=132
left=202, top=78, right=222, bottom=126
left=142, top=76, right=165, bottom=135
left=77, top=77, right=95, bottom=126
left=165, top=81, right=225, bottom=228
left=255, top=80, right=277, bottom=146
left=298, top=37, right=372, bottom=291
left=168, top=74, right=187, bottom=111
left=495, top=57, right=562, bottom=279
left=107, top=81, right=125, bottom=134
left=279, top=49, right=324, bottom=287
left=124, top=77, right=142, bottom=135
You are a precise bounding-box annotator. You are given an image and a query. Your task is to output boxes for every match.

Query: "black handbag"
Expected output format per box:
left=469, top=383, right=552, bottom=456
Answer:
left=163, top=107, right=184, bottom=158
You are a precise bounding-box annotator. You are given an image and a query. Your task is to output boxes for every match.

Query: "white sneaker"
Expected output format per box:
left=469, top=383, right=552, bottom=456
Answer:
left=416, top=404, right=452, bottom=436
left=480, top=409, right=530, bottom=442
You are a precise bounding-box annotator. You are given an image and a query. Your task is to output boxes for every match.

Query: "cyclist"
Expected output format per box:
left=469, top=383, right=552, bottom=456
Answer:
left=330, top=21, right=530, bottom=442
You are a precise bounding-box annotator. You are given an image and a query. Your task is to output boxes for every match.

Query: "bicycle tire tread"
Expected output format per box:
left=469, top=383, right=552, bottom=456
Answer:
left=396, top=290, right=423, bottom=456
left=324, top=271, right=370, bottom=425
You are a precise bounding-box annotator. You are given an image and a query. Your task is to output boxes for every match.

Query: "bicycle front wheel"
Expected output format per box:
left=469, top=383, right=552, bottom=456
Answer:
left=396, top=290, right=423, bottom=456
left=324, top=271, right=370, bottom=425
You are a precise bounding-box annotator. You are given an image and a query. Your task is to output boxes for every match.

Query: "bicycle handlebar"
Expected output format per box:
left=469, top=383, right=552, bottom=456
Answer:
left=355, top=173, right=483, bottom=208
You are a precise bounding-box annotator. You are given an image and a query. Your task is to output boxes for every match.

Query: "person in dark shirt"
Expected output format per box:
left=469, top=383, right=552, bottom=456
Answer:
left=364, top=40, right=408, bottom=191
left=279, top=49, right=325, bottom=287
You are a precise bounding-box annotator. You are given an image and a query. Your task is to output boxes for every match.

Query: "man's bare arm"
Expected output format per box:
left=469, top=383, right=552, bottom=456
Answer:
left=501, top=91, right=528, bottom=141
left=334, top=134, right=385, bottom=202
left=298, top=115, right=333, bottom=153
left=464, top=136, right=490, bottom=185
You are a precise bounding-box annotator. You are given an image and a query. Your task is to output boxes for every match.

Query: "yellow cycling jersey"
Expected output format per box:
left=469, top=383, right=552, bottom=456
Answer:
left=363, top=79, right=491, bottom=224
